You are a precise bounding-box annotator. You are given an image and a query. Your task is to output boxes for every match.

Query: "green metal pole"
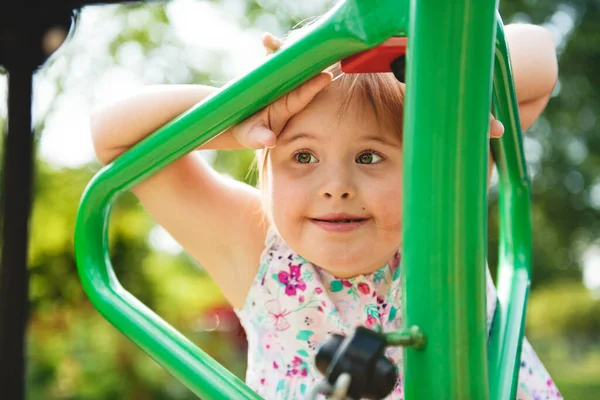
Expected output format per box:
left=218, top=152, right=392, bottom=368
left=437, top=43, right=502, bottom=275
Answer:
left=402, top=0, right=498, bottom=398
left=487, top=17, right=532, bottom=400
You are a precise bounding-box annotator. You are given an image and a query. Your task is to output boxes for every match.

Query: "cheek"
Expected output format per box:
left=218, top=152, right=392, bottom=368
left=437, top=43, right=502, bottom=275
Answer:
left=270, top=171, right=311, bottom=229
left=365, top=175, right=402, bottom=230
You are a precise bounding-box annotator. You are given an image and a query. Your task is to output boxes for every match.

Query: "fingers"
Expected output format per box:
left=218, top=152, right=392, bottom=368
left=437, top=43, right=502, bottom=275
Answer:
left=269, top=72, right=333, bottom=133
left=263, top=32, right=283, bottom=55
left=249, top=124, right=277, bottom=149
left=262, top=31, right=333, bottom=130
left=234, top=30, right=331, bottom=150
left=235, top=121, right=277, bottom=149
left=489, top=115, right=505, bottom=139
left=236, top=71, right=332, bottom=149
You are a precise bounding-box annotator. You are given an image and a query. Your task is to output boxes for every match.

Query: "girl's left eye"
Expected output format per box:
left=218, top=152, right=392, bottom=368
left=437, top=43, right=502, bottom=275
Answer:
left=356, top=151, right=383, bottom=164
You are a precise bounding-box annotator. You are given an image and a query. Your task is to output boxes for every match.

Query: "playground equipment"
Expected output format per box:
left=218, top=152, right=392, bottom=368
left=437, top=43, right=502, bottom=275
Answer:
left=74, top=0, right=531, bottom=399
left=0, top=1, right=140, bottom=397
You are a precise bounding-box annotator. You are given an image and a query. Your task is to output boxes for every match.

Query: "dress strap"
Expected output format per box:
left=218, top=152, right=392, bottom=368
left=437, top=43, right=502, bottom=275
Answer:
left=264, top=224, right=279, bottom=247
left=253, top=225, right=283, bottom=283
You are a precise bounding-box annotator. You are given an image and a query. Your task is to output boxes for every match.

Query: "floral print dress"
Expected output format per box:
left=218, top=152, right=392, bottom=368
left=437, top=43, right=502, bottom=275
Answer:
left=235, top=227, right=562, bottom=399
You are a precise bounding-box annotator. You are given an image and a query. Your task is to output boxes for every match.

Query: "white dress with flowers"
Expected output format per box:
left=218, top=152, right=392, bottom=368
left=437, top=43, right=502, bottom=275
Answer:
left=235, top=227, right=562, bottom=399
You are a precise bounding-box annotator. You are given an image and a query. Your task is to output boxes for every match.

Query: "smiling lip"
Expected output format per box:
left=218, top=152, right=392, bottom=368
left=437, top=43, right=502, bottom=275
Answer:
left=310, top=213, right=370, bottom=233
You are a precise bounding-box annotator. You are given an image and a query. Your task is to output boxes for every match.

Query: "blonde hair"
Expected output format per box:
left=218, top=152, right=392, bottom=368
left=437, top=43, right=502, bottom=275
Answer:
left=256, top=25, right=405, bottom=217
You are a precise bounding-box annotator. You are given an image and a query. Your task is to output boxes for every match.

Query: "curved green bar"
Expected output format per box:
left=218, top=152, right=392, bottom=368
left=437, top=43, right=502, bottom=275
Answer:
left=76, top=0, right=532, bottom=398
left=487, top=17, right=532, bottom=400
left=74, top=1, right=407, bottom=398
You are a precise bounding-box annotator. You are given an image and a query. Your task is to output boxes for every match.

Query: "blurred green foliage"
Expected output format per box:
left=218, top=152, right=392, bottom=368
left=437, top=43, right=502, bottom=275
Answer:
left=0, top=0, right=598, bottom=399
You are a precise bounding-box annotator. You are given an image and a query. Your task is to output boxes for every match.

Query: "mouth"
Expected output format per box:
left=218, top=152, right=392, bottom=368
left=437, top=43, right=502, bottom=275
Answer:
left=309, top=214, right=370, bottom=233
left=311, top=213, right=369, bottom=222
left=311, top=218, right=368, bottom=223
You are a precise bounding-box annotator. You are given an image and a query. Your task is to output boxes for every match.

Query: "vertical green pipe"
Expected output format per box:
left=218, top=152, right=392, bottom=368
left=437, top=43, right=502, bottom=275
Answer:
left=402, top=0, right=497, bottom=398
left=487, top=18, right=532, bottom=400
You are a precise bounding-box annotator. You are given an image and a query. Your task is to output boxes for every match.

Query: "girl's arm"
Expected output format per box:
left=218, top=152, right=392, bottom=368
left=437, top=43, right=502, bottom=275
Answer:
left=91, top=85, right=262, bottom=309
left=91, top=84, right=248, bottom=165
left=505, top=24, right=558, bottom=130
left=90, top=74, right=331, bottom=309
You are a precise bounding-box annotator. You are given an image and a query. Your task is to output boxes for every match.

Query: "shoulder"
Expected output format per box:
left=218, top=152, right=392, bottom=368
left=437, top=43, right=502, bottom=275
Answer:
left=236, top=226, right=318, bottom=313
left=234, top=225, right=287, bottom=311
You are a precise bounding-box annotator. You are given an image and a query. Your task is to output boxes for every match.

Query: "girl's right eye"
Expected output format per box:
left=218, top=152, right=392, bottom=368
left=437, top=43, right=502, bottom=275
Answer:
left=294, top=151, right=318, bottom=164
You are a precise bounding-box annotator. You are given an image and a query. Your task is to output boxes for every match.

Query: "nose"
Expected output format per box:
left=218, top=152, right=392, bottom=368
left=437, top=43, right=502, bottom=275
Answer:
left=320, top=167, right=356, bottom=200
left=323, top=190, right=351, bottom=199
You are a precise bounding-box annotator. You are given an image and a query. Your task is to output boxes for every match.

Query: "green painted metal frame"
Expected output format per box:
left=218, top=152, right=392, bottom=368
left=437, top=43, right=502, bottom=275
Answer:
left=74, top=0, right=532, bottom=399
left=487, top=16, right=533, bottom=400
left=402, top=0, right=495, bottom=398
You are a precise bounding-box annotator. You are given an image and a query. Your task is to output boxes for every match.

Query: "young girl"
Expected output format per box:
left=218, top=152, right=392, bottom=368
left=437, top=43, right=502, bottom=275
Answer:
left=91, top=21, right=560, bottom=400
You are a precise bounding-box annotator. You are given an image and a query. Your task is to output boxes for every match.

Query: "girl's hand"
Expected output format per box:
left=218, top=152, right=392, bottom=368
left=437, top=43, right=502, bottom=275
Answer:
left=230, top=33, right=332, bottom=149
left=231, top=72, right=332, bottom=149
left=490, top=115, right=504, bottom=139
left=250, top=32, right=504, bottom=146
left=263, top=32, right=283, bottom=55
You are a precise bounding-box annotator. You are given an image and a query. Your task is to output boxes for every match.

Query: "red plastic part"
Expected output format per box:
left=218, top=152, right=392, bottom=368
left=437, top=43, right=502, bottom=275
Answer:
left=341, top=37, right=407, bottom=73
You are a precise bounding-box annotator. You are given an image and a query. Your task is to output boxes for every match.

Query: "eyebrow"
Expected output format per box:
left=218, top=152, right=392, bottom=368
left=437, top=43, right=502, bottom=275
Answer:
left=278, top=132, right=318, bottom=146
left=278, top=132, right=401, bottom=148
left=361, top=135, right=401, bottom=148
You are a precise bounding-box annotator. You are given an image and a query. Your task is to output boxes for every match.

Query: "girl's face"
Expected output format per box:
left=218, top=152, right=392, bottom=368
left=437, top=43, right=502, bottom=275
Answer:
left=268, top=85, right=403, bottom=278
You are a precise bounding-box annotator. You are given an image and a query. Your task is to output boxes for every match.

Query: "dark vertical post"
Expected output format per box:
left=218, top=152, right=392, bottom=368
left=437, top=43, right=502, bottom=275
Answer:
left=0, top=68, right=34, bottom=400
left=0, top=3, right=131, bottom=398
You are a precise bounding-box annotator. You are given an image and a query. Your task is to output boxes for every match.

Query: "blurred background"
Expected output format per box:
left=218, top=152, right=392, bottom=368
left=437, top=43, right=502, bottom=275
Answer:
left=0, top=0, right=598, bottom=398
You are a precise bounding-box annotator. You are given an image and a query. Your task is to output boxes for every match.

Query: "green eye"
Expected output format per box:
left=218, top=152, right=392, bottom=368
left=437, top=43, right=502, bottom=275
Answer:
left=294, top=151, right=318, bottom=164
left=356, top=151, right=383, bottom=164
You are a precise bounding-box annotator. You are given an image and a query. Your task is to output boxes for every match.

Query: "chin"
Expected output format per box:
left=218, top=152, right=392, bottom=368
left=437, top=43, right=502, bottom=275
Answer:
left=302, top=247, right=376, bottom=277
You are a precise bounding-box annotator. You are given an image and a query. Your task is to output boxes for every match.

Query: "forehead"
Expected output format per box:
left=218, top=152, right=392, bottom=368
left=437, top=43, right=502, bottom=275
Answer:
left=282, top=84, right=399, bottom=142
